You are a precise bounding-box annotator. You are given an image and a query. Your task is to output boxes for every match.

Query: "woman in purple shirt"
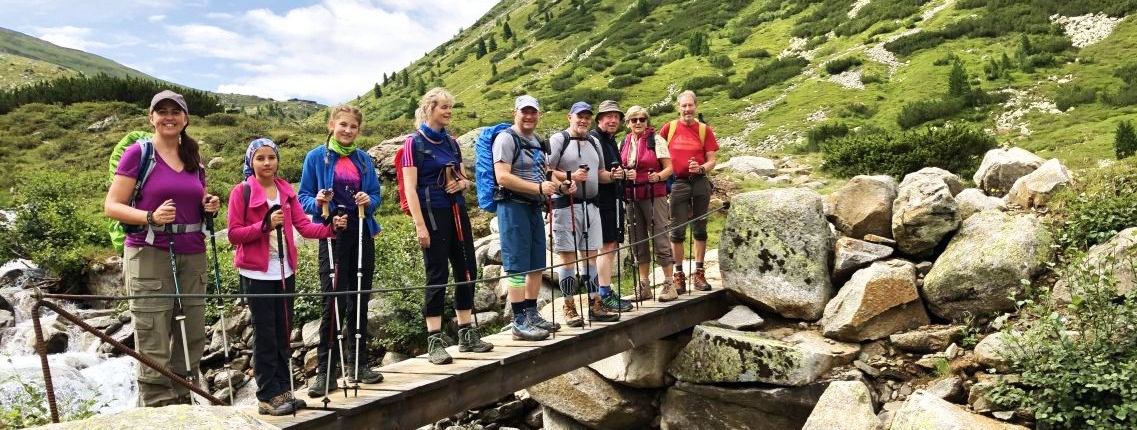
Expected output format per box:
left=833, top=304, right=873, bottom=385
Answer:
left=104, top=90, right=220, bottom=407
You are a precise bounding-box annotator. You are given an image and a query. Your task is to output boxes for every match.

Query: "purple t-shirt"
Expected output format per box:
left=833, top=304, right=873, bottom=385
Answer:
left=116, top=144, right=207, bottom=254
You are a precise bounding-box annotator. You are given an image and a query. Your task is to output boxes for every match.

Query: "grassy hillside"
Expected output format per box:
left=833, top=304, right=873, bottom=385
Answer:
left=0, top=27, right=153, bottom=81
left=351, top=0, right=1137, bottom=172
left=0, top=52, right=75, bottom=90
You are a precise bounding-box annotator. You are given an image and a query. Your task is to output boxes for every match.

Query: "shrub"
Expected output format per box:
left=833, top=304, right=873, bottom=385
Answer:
left=825, top=56, right=862, bottom=75
left=608, top=75, right=641, bottom=89
left=821, top=125, right=995, bottom=178
left=838, top=102, right=877, bottom=119
left=738, top=49, right=770, bottom=59
left=860, top=73, right=884, bottom=84
left=805, top=122, right=850, bottom=152
left=647, top=103, right=675, bottom=117
left=709, top=54, right=734, bottom=69
left=991, top=260, right=1137, bottom=430
left=1103, top=85, right=1137, bottom=107
left=610, top=61, right=639, bottom=76
left=730, top=56, right=808, bottom=98
left=1117, top=119, right=1137, bottom=159
left=1052, top=85, right=1094, bottom=112
left=204, top=113, right=239, bottom=126
left=684, top=76, right=729, bottom=92
left=1054, top=158, right=1137, bottom=251
left=485, top=90, right=507, bottom=100
left=896, top=97, right=966, bottom=129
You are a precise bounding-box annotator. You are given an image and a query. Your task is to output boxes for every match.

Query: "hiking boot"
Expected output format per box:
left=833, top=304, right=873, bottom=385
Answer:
left=601, top=291, right=633, bottom=312
left=588, top=295, right=621, bottom=322
left=658, top=281, right=679, bottom=302
left=673, top=271, right=688, bottom=295
left=634, top=280, right=654, bottom=301
left=511, top=316, right=550, bottom=341
left=524, top=306, right=561, bottom=333
left=306, top=370, right=338, bottom=398
left=692, top=268, right=711, bottom=291
left=282, top=391, right=306, bottom=411
left=562, top=297, right=585, bottom=328
left=258, top=393, right=295, bottom=416
left=349, top=367, right=383, bottom=384
left=458, top=326, right=494, bottom=353
left=427, top=332, right=453, bottom=365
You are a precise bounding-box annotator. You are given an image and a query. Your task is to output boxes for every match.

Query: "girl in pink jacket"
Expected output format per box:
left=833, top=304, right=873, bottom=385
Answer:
left=227, top=138, right=345, bottom=416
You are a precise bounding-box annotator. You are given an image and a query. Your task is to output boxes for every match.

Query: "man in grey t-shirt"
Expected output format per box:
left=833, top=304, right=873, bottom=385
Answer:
left=493, top=95, right=562, bottom=341
left=547, top=101, right=620, bottom=326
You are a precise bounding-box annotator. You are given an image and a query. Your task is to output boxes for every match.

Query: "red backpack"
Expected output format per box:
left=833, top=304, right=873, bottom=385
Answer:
left=395, top=131, right=461, bottom=215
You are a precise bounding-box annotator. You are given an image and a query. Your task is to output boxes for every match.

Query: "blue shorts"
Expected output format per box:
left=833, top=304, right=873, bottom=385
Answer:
left=496, top=200, right=547, bottom=274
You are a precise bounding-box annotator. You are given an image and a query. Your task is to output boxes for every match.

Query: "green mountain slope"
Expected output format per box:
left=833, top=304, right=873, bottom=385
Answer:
left=354, top=0, right=1137, bottom=171
left=0, top=27, right=153, bottom=81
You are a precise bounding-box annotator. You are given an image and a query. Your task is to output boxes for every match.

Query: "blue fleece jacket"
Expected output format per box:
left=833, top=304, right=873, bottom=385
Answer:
left=298, top=144, right=382, bottom=235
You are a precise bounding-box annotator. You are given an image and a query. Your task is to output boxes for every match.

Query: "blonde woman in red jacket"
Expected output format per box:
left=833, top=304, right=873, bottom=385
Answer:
left=227, top=138, right=346, bottom=415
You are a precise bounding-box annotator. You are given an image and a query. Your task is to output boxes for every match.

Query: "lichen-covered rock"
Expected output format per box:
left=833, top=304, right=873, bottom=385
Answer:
left=668, top=325, right=839, bottom=386
left=1004, top=158, right=1071, bottom=209
left=802, top=380, right=880, bottom=430
left=889, top=325, right=965, bottom=353
left=825, top=175, right=898, bottom=240
left=892, top=171, right=960, bottom=257
left=588, top=339, right=681, bottom=388
left=974, top=332, right=1015, bottom=373
left=922, top=211, right=1052, bottom=320
left=955, top=188, right=1005, bottom=220
left=821, top=260, right=930, bottom=342
left=527, top=367, right=655, bottom=430
left=973, top=147, right=1045, bottom=196
left=832, top=237, right=894, bottom=285
left=660, top=381, right=827, bottom=430
left=890, top=391, right=1027, bottom=429
left=717, top=155, right=778, bottom=176
left=900, top=167, right=963, bottom=196
left=721, top=189, right=834, bottom=320
left=1053, top=227, right=1137, bottom=302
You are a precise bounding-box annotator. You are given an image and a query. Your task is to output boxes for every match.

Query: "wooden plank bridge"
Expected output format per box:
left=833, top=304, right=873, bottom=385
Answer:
left=245, top=286, right=727, bottom=430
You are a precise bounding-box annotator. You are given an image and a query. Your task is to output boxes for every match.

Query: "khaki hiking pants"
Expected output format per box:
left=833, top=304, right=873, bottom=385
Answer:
left=124, top=246, right=207, bottom=407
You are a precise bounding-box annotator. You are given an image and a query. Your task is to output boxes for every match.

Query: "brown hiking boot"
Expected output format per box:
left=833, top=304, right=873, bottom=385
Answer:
left=673, top=271, right=687, bottom=295
left=634, top=279, right=654, bottom=301
left=658, top=281, right=678, bottom=302
left=588, top=295, right=620, bottom=322
left=562, top=296, right=584, bottom=327
left=692, top=267, right=711, bottom=291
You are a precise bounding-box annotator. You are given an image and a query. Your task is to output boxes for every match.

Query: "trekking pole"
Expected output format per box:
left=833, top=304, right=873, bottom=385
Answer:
left=446, top=165, right=479, bottom=328
left=688, top=158, right=697, bottom=296
left=271, top=205, right=298, bottom=416
left=628, top=161, right=639, bottom=307
left=578, top=163, right=593, bottom=328
left=545, top=187, right=557, bottom=338
left=164, top=203, right=195, bottom=405
left=204, top=214, right=234, bottom=405
left=610, top=161, right=623, bottom=317
left=648, top=168, right=658, bottom=301
left=322, top=200, right=350, bottom=403
left=352, top=203, right=364, bottom=394
left=566, top=172, right=586, bottom=327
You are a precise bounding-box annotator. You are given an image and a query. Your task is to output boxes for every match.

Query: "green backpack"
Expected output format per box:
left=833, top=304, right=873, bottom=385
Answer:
left=107, top=130, right=154, bottom=254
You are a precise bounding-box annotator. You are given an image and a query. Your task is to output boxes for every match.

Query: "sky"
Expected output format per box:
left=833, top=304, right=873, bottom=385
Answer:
left=0, top=0, right=498, bottom=105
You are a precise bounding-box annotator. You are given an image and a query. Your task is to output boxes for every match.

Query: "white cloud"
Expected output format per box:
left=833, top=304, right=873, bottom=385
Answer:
left=34, top=26, right=110, bottom=51
left=148, top=15, right=166, bottom=22
left=205, top=12, right=233, bottom=20
left=202, top=0, right=497, bottom=103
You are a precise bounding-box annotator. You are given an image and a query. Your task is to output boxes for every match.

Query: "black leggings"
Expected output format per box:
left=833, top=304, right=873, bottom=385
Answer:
left=315, top=214, right=374, bottom=371
left=244, top=275, right=295, bottom=401
left=421, top=206, right=477, bottom=317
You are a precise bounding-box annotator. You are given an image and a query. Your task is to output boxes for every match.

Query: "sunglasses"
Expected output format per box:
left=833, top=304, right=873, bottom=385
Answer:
left=628, top=117, right=647, bottom=124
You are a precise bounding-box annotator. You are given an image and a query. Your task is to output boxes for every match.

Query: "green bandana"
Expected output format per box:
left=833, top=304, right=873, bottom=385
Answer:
left=327, top=137, right=356, bottom=156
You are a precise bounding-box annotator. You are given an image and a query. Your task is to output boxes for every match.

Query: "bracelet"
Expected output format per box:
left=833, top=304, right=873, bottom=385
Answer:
left=537, top=181, right=543, bottom=195
left=146, top=210, right=158, bottom=226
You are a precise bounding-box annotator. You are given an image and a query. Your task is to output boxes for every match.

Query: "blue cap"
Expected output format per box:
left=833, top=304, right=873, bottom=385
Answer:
left=569, top=101, right=592, bottom=115
left=515, top=95, right=540, bottom=111
left=243, top=138, right=279, bottom=178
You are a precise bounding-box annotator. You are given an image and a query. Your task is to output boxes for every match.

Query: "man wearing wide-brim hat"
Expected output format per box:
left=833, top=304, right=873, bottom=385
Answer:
left=589, top=100, right=634, bottom=313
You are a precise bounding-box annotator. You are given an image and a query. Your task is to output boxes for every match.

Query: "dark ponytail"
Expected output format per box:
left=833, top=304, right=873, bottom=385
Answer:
left=179, top=129, right=202, bottom=173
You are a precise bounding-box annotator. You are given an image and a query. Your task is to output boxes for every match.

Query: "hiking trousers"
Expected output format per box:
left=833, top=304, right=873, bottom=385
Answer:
left=315, top=214, right=375, bottom=373
left=244, top=275, right=296, bottom=402
left=124, top=245, right=207, bottom=407
left=420, top=206, right=476, bottom=317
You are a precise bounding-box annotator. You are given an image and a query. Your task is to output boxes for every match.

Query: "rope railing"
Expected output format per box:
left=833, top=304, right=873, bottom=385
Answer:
left=28, top=197, right=730, bottom=423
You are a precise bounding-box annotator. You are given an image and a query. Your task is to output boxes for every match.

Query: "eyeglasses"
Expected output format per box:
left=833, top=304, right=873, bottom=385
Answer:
left=628, top=117, right=647, bottom=124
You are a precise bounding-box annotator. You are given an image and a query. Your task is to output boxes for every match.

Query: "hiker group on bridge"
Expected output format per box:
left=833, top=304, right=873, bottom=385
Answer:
left=103, top=87, right=720, bottom=416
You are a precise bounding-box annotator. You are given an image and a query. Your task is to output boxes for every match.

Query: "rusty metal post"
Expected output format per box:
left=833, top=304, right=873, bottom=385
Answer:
left=30, top=293, right=61, bottom=423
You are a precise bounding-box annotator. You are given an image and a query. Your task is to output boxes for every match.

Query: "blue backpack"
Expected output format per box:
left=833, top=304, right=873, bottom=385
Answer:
left=474, top=123, right=549, bottom=212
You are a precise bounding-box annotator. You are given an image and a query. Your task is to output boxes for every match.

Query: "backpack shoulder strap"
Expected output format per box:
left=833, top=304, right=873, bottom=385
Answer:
left=697, top=123, right=707, bottom=144
left=556, top=131, right=572, bottom=166
left=242, top=181, right=251, bottom=221
left=129, top=139, right=156, bottom=206
left=665, top=120, right=679, bottom=143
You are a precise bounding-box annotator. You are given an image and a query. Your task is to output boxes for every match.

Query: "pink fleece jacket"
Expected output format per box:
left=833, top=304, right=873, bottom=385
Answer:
left=228, top=177, right=336, bottom=273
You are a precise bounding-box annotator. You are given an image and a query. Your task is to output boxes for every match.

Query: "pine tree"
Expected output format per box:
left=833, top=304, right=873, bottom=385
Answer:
left=488, top=35, right=497, bottom=52
left=382, top=72, right=388, bottom=86
left=373, top=83, right=382, bottom=98
left=491, top=62, right=498, bottom=76
left=503, top=22, right=513, bottom=39
left=948, top=60, right=971, bottom=100
left=1116, top=120, right=1137, bottom=160
left=476, top=38, right=487, bottom=59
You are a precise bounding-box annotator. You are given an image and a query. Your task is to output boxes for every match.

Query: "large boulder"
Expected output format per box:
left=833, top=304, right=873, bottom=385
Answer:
left=526, top=367, right=655, bottom=430
left=889, top=325, right=965, bottom=353
left=669, top=325, right=847, bottom=386
left=923, top=211, right=1052, bottom=320
left=660, top=381, right=827, bottom=430
left=588, top=339, right=681, bottom=388
left=820, top=259, right=930, bottom=342
left=890, top=391, right=1028, bottom=430
left=368, top=140, right=405, bottom=178
left=721, top=189, right=834, bottom=320
left=541, top=405, right=592, bottom=430
left=973, top=332, right=1015, bottom=373
left=900, top=167, right=963, bottom=196
left=973, top=147, right=1046, bottom=196
left=704, top=305, right=765, bottom=331
left=717, top=156, right=778, bottom=176
left=38, top=405, right=278, bottom=430
left=1054, top=227, right=1137, bottom=302
left=801, top=380, right=880, bottom=430
left=892, top=171, right=960, bottom=257
left=832, top=237, right=894, bottom=285
left=825, top=175, right=897, bottom=240
left=1004, top=158, right=1071, bottom=209
left=955, top=188, right=1006, bottom=221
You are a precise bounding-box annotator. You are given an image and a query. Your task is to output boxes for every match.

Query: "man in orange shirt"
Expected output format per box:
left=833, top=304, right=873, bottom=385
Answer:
left=660, top=90, right=718, bottom=292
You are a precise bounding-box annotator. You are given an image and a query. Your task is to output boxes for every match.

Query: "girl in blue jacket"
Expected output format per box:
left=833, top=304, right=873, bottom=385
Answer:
left=298, top=105, right=384, bottom=397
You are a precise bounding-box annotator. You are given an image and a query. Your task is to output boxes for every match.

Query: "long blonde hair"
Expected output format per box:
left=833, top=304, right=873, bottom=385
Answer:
left=415, top=87, right=455, bottom=128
